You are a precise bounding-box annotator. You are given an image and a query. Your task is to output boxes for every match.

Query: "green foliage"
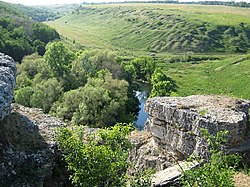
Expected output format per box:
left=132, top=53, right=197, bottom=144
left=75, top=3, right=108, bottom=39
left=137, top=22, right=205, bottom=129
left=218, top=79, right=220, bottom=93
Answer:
left=56, top=124, right=133, bottom=187
left=44, top=41, right=75, bottom=77
left=30, top=78, right=63, bottom=113
left=130, top=168, right=155, bottom=187
left=16, top=73, right=32, bottom=89
left=0, top=0, right=57, bottom=22
left=131, top=57, right=156, bottom=82
left=53, top=70, right=130, bottom=127
left=76, top=50, right=122, bottom=78
left=0, top=17, right=59, bottom=61
left=150, top=68, right=174, bottom=97
left=14, top=86, right=33, bottom=107
left=32, top=23, right=60, bottom=44
left=181, top=129, right=242, bottom=187
left=17, top=54, right=49, bottom=79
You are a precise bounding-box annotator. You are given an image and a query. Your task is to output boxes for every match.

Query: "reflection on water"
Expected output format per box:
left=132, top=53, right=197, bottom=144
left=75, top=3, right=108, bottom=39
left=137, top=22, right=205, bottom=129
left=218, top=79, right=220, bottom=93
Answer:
left=134, top=82, right=151, bottom=130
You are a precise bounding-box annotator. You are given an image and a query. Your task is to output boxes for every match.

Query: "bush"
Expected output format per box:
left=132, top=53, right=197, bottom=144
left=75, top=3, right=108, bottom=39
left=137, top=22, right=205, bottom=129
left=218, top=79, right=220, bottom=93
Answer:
left=57, top=124, right=133, bottom=187
left=181, top=129, right=242, bottom=187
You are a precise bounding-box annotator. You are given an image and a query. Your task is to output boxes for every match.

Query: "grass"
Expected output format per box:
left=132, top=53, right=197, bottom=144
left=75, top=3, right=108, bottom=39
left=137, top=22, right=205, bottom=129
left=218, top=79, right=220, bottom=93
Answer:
left=46, top=3, right=250, bottom=55
left=159, top=53, right=250, bottom=99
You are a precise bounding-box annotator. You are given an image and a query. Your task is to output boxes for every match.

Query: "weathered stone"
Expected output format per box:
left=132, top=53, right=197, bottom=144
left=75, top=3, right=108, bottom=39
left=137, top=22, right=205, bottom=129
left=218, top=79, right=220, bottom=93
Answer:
left=152, top=161, right=200, bottom=187
left=0, top=53, right=16, bottom=120
left=129, top=95, right=250, bottom=186
left=145, top=95, right=250, bottom=158
left=0, top=104, right=70, bottom=187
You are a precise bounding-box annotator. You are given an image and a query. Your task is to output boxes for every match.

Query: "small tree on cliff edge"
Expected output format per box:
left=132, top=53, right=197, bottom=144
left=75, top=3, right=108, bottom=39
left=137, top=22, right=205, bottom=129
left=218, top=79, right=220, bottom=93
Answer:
left=150, top=68, right=174, bottom=97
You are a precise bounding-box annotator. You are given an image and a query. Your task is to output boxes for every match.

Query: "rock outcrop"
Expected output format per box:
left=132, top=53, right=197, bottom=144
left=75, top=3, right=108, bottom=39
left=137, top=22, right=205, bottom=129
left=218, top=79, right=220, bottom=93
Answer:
left=129, top=95, right=250, bottom=186
left=0, top=53, right=16, bottom=120
left=0, top=104, right=70, bottom=187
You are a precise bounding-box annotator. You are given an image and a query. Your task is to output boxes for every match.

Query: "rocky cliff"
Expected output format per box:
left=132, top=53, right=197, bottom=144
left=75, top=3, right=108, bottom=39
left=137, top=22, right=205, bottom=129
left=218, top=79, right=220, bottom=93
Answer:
left=129, top=95, right=250, bottom=186
left=0, top=53, right=70, bottom=187
left=0, top=104, right=71, bottom=187
left=0, top=53, right=16, bottom=120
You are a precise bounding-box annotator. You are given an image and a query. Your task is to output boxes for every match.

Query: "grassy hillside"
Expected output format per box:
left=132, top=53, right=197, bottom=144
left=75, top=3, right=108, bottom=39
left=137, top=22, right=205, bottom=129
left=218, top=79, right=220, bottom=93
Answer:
left=46, top=3, right=250, bottom=54
left=159, top=53, right=250, bottom=99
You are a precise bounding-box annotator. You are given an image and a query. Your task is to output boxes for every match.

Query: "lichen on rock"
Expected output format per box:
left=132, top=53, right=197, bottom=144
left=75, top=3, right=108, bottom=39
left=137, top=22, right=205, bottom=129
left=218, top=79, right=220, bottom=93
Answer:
left=0, top=104, right=69, bottom=187
left=0, top=53, right=16, bottom=120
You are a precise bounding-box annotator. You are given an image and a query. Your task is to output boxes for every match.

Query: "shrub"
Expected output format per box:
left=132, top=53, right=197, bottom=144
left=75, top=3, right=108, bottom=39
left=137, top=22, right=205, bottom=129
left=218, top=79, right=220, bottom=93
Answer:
left=57, top=124, right=133, bottom=187
left=181, top=129, right=242, bottom=187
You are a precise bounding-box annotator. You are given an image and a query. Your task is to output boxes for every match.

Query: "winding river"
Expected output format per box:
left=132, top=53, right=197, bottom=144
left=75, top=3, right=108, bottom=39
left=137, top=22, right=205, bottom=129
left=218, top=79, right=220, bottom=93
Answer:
left=134, top=82, right=151, bottom=130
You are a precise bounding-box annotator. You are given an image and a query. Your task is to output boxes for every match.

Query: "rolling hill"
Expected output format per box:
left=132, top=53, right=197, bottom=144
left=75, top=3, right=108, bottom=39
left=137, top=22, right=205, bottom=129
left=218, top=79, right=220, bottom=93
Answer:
left=46, top=3, right=250, bottom=54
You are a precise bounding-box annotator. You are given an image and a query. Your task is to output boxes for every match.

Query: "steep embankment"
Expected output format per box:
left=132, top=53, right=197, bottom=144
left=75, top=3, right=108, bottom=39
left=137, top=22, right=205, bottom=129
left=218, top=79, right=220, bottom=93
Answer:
left=130, top=95, right=250, bottom=186
left=47, top=3, right=250, bottom=54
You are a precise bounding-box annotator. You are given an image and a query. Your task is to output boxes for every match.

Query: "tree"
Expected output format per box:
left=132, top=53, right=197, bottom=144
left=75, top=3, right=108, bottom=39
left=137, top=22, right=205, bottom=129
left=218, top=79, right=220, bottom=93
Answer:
left=16, top=73, right=32, bottom=89
left=32, top=22, right=59, bottom=44
left=56, top=124, right=133, bottom=187
left=53, top=70, right=130, bottom=127
left=77, top=50, right=121, bottom=78
left=150, top=68, right=174, bottom=97
left=44, top=41, right=75, bottom=77
left=131, top=57, right=156, bottom=81
left=30, top=78, right=63, bottom=113
left=72, top=70, right=129, bottom=127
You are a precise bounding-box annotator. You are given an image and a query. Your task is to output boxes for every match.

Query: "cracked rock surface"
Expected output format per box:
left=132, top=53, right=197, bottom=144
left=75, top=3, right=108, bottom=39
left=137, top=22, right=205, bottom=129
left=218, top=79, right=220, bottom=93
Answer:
left=0, top=53, right=16, bottom=120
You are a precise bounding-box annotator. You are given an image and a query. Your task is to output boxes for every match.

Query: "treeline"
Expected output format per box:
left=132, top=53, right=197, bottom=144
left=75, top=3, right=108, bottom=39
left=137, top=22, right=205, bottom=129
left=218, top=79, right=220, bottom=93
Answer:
left=82, top=0, right=250, bottom=8
left=0, top=1, right=58, bottom=22
left=0, top=17, right=59, bottom=62
left=195, top=1, right=250, bottom=8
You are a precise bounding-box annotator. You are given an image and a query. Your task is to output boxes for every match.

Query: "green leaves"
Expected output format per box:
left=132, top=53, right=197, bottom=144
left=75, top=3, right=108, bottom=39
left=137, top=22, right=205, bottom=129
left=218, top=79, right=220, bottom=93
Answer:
left=57, top=124, right=133, bottom=187
left=181, top=129, right=242, bottom=187
left=44, top=41, right=75, bottom=77
left=150, top=68, right=175, bottom=97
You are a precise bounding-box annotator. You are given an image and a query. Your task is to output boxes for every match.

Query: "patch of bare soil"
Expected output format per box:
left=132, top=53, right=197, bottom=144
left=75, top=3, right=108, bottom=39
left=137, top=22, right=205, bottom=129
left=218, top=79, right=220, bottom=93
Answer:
left=233, top=172, right=250, bottom=187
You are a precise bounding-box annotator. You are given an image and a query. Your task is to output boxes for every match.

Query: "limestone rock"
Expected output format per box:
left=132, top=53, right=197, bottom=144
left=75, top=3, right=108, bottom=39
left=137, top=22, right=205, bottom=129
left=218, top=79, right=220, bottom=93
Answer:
left=145, top=95, right=250, bottom=159
left=0, top=53, right=16, bottom=120
left=152, top=161, right=200, bottom=187
left=0, top=104, right=70, bottom=187
left=129, top=95, right=250, bottom=185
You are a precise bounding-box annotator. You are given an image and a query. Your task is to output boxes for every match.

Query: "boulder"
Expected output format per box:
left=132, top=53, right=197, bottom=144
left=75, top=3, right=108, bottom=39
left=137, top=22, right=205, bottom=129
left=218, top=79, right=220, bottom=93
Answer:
left=0, top=53, right=16, bottom=120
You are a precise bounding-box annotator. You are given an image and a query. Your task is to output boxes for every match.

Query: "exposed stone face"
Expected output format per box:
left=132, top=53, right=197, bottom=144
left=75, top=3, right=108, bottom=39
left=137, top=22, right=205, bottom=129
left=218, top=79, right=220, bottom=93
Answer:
left=0, top=104, right=70, bottom=187
left=145, top=95, right=250, bottom=159
left=0, top=53, right=16, bottom=120
left=129, top=95, right=250, bottom=186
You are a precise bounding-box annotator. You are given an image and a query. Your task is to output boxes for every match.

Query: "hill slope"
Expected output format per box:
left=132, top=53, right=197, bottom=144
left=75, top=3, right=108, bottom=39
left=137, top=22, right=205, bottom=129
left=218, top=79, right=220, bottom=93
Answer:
left=46, top=3, right=250, bottom=54
left=159, top=53, right=250, bottom=99
left=0, top=0, right=56, bottom=21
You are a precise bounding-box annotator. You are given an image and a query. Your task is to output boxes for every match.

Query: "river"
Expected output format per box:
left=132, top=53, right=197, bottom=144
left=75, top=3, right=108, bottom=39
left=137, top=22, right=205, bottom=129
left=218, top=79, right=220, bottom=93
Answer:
left=134, top=82, right=151, bottom=130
